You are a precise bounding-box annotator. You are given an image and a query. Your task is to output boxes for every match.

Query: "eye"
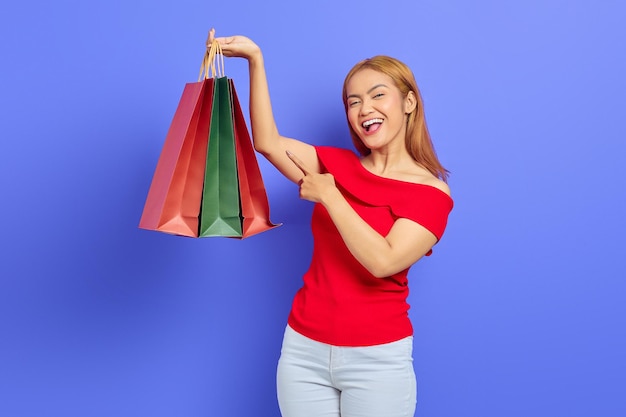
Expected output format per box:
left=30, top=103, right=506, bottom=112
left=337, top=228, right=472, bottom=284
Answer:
left=348, top=99, right=361, bottom=107
left=373, top=92, right=384, bottom=99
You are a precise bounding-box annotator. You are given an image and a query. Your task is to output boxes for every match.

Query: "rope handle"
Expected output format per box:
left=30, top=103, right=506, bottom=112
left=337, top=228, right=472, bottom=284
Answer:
left=198, top=39, right=225, bottom=81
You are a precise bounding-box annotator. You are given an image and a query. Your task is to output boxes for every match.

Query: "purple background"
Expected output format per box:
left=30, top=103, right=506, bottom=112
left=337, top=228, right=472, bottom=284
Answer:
left=1, top=1, right=625, bottom=416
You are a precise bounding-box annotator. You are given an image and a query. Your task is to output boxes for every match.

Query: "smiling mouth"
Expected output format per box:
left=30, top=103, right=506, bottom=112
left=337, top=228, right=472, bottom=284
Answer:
left=362, top=118, right=383, bottom=132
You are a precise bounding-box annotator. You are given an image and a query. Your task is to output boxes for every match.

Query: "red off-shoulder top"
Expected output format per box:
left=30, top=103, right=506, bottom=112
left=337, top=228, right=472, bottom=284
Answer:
left=287, top=146, right=453, bottom=346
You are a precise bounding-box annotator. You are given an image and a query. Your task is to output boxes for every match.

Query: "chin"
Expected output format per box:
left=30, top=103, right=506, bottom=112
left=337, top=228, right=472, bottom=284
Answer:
left=361, top=139, right=385, bottom=151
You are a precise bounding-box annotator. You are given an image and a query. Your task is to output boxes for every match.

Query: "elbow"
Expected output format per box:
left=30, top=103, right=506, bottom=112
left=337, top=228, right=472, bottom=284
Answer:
left=359, top=247, right=399, bottom=278
left=370, top=268, right=390, bottom=279
left=250, top=127, right=280, bottom=156
left=365, top=257, right=398, bottom=279
left=253, top=142, right=270, bottom=156
left=369, top=266, right=400, bottom=279
left=365, top=255, right=423, bottom=279
left=252, top=134, right=272, bottom=155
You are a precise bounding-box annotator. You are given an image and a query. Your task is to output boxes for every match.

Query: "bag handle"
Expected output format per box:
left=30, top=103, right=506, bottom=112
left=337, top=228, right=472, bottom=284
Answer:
left=198, top=39, right=225, bottom=81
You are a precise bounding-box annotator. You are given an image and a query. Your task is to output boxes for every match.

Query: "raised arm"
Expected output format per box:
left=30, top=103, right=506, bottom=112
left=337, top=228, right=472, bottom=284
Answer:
left=208, top=29, right=319, bottom=183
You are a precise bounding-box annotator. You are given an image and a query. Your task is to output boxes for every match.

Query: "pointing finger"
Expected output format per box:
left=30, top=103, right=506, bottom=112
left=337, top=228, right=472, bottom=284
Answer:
left=286, top=150, right=310, bottom=175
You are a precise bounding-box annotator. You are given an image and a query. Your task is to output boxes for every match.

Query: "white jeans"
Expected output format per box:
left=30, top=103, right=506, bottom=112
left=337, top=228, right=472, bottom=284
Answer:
left=276, top=325, right=417, bottom=417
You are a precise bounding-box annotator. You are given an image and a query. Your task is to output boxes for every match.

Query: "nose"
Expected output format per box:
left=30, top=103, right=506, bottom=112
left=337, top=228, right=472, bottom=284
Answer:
left=359, top=98, right=374, bottom=116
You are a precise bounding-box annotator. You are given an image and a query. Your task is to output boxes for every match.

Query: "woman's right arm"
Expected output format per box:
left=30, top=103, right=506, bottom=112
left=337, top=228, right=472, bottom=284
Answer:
left=211, top=30, right=319, bottom=183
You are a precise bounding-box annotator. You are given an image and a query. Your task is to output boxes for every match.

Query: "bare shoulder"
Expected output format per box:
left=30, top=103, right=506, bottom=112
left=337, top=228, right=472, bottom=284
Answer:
left=420, top=175, right=451, bottom=197
left=402, top=165, right=451, bottom=197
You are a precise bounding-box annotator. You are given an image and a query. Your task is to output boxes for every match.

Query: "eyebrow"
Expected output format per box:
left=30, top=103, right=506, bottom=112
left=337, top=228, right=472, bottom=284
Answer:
left=346, top=84, right=388, bottom=99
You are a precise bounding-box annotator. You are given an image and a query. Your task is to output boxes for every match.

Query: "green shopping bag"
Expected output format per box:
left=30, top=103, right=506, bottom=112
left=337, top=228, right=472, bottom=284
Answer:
left=199, top=75, right=242, bottom=237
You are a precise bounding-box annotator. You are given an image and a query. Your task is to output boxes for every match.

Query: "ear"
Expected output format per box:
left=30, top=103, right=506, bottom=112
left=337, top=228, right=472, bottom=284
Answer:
left=404, top=91, right=417, bottom=114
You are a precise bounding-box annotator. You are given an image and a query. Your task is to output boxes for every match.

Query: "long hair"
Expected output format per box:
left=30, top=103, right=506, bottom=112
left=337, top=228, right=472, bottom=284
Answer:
left=341, top=56, right=449, bottom=182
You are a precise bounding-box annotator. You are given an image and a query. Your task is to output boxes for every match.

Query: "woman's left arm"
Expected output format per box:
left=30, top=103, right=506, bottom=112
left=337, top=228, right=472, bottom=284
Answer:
left=287, top=152, right=440, bottom=278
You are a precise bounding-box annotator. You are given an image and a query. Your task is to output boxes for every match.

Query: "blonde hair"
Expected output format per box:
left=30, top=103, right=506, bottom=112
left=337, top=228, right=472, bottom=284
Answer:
left=342, top=56, right=449, bottom=182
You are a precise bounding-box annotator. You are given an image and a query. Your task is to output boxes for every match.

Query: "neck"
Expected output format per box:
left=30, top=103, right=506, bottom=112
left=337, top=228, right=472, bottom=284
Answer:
left=363, top=146, right=414, bottom=176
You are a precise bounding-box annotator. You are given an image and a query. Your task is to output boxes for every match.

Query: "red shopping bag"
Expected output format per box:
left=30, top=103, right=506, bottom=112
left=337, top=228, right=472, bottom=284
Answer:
left=138, top=79, right=214, bottom=237
left=230, top=80, right=280, bottom=237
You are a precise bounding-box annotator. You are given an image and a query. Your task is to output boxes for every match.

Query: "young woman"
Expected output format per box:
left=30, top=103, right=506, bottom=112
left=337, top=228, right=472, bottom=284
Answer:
left=208, top=29, right=453, bottom=417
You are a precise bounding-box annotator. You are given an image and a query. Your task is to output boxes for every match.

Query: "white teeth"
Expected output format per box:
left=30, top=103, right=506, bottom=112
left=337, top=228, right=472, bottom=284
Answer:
left=362, top=118, right=383, bottom=128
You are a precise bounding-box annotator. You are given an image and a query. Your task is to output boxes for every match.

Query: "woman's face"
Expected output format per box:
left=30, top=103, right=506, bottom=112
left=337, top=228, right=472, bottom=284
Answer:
left=345, top=68, right=415, bottom=152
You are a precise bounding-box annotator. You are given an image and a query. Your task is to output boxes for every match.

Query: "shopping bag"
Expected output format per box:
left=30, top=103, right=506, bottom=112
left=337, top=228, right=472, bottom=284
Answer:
left=139, top=38, right=279, bottom=238
left=138, top=78, right=214, bottom=237
left=199, top=75, right=242, bottom=237
left=230, top=80, right=280, bottom=237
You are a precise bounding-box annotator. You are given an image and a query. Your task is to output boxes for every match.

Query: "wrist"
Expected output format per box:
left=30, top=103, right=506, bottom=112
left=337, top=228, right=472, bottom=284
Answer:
left=247, top=47, right=263, bottom=66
